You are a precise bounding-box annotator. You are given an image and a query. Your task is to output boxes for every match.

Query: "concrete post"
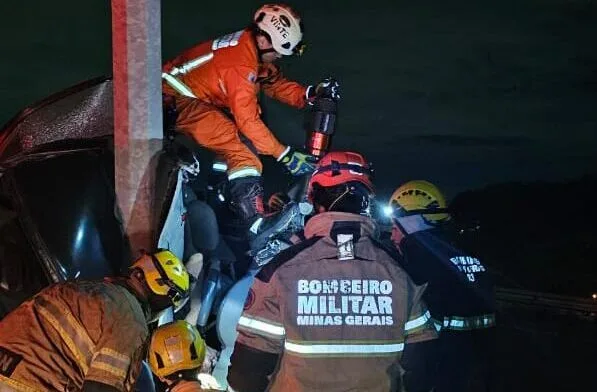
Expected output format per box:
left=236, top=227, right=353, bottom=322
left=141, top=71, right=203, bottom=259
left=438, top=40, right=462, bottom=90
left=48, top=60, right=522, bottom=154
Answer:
left=112, top=0, right=163, bottom=254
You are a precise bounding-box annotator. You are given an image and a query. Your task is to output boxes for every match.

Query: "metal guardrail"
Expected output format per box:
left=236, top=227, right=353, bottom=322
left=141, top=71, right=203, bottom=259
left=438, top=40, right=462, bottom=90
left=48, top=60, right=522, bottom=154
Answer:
left=495, top=287, right=597, bottom=319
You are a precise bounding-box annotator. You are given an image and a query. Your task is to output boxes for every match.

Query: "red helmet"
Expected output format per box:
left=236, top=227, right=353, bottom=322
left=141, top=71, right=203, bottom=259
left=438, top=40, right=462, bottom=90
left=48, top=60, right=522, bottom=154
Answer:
left=307, top=151, right=374, bottom=200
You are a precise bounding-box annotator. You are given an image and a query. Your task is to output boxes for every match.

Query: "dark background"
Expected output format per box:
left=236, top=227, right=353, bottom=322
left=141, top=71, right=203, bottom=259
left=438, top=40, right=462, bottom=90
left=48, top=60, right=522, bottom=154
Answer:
left=1, top=0, right=595, bottom=200
left=1, top=0, right=596, bottom=292
left=0, top=2, right=596, bottom=390
left=0, top=0, right=596, bottom=294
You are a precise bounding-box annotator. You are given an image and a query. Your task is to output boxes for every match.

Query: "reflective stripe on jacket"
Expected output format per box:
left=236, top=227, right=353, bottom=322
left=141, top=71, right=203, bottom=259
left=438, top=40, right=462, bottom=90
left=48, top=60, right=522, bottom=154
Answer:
left=162, top=28, right=307, bottom=158
left=236, top=212, right=437, bottom=392
left=0, top=280, right=149, bottom=391
left=390, top=226, right=497, bottom=329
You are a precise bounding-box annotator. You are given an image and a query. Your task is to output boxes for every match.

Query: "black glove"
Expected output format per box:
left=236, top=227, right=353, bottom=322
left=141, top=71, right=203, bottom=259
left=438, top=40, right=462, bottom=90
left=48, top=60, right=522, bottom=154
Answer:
left=277, top=147, right=317, bottom=176
left=306, top=77, right=341, bottom=103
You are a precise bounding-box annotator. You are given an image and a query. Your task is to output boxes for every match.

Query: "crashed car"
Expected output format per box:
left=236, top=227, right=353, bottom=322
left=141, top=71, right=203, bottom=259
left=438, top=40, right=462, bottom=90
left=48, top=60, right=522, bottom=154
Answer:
left=0, top=75, right=340, bottom=391
left=0, top=74, right=337, bottom=320
left=0, top=78, right=133, bottom=316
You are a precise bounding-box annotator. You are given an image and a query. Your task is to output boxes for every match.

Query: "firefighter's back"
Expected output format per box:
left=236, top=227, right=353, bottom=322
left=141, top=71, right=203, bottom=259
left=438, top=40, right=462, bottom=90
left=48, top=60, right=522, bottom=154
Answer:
left=262, top=216, right=436, bottom=391
left=162, top=28, right=258, bottom=107
left=0, top=280, right=148, bottom=391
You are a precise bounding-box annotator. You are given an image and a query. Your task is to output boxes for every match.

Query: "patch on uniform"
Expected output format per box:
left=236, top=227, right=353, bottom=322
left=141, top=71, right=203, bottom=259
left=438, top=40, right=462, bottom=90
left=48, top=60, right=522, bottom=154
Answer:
left=244, top=289, right=255, bottom=310
left=0, top=347, right=22, bottom=377
left=247, top=72, right=257, bottom=83
left=337, top=234, right=355, bottom=260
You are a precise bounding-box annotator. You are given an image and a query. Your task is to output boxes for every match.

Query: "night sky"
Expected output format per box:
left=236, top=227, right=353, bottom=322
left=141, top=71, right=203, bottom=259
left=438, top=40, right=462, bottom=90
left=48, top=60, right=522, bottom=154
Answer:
left=1, top=0, right=595, bottom=200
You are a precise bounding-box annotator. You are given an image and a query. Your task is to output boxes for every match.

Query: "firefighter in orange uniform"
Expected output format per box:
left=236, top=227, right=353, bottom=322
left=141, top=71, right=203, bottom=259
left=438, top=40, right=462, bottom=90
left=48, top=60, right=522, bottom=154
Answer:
left=162, top=4, right=339, bottom=242
left=0, top=250, right=190, bottom=392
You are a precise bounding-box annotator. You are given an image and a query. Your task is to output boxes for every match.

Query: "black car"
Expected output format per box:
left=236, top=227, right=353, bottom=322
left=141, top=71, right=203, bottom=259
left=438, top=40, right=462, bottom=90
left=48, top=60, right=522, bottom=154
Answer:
left=0, top=77, right=182, bottom=317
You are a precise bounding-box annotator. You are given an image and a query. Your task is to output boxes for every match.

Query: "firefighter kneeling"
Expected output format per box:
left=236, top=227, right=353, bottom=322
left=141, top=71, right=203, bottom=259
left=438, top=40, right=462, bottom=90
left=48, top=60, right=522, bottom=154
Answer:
left=0, top=250, right=190, bottom=392
left=228, top=151, right=439, bottom=392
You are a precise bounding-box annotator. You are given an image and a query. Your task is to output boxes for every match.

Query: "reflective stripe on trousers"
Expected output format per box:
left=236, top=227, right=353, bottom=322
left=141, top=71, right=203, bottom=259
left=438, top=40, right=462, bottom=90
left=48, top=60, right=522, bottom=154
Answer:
left=228, top=167, right=261, bottom=181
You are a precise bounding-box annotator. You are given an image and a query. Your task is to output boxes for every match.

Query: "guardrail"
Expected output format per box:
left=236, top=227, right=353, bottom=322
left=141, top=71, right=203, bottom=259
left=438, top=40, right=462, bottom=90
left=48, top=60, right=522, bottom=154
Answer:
left=496, top=287, right=597, bottom=319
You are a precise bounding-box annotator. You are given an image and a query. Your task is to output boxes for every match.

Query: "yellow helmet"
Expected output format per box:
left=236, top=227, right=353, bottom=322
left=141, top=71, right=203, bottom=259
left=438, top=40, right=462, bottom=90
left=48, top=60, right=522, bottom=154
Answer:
left=129, top=249, right=190, bottom=310
left=148, top=320, right=206, bottom=378
left=389, top=180, right=451, bottom=224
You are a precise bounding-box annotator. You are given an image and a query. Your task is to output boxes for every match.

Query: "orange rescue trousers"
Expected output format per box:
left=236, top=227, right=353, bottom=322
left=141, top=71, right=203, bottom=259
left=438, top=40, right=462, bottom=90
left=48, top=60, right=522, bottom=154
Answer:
left=174, top=96, right=263, bottom=175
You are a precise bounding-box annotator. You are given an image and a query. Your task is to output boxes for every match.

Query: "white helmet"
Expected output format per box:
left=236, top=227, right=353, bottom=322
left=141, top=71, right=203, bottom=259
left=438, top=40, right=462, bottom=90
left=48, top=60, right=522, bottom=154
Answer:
left=254, top=4, right=305, bottom=56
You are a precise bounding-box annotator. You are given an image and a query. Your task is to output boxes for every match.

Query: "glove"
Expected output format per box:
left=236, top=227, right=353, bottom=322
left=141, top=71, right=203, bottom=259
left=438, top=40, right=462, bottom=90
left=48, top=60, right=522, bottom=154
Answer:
left=277, top=147, right=317, bottom=176
left=306, top=77, right=341, bottom=103
left=268, top=192, right=291, bottom=213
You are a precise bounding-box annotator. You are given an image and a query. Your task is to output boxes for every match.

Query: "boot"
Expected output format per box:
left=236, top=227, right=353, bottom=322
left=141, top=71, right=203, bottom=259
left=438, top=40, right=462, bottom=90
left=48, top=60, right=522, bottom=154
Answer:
left=229, top=177, right=299, bottom=251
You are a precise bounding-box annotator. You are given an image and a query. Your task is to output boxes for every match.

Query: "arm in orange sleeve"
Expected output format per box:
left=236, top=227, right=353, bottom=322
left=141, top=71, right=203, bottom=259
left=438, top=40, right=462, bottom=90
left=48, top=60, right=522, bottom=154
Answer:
left=260, top=64, right=307, bottom=109
left=222, top=66, right=287, bottom=158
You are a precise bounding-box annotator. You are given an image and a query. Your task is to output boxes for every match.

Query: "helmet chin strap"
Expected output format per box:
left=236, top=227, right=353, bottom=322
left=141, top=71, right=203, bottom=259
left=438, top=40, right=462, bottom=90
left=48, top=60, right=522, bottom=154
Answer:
left=252, top=29, right=279, bottom=60
left=258, top=47, right=278, bottom=61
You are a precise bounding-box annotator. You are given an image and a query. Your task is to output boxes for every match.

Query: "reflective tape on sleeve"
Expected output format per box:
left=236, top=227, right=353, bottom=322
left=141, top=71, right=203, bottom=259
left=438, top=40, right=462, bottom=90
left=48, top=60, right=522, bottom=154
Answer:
left=238, top=316, right=285, bottom=337
left=405, top=310, right=432, bottom=332
left=442, top=314, right=496, bottom=331
left=35, top=296, right=95, bottom=373
left=90, top=348, right=130, bottom=380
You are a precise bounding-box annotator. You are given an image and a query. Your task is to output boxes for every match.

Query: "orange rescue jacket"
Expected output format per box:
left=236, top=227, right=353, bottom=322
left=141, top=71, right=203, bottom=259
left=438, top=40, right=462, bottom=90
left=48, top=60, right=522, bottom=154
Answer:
left=163, top=28, right=307, bottom=158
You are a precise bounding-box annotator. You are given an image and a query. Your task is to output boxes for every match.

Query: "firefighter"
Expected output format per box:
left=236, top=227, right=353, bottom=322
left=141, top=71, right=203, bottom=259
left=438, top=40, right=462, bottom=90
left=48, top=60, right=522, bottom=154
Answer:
left=228, top=151, right=438, bottom=392
left=0, top=250, right=190, bottom=392
left=147, top=320, right=216, bottom=392
left=162, top=4, right=339, bottom=244
left=388, top=180, right=497, bottom=391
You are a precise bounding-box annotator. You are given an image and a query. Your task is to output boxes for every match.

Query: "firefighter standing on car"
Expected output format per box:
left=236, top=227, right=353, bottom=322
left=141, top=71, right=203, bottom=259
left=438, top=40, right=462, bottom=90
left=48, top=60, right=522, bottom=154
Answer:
left=162, top=4, right=340, bottom=244
left=387, top=180, right=497, bottom=391
left=0, top=250, right=190, bottom=392
left=227, top=151, right=439, bottom=392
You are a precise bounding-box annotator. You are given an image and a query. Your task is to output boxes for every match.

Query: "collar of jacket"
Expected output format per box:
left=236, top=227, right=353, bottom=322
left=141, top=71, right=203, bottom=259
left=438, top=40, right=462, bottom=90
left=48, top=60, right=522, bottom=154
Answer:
left=107, top=277, right=152, bottom=322
left=303, top=212, right=380, bottom=261
left=304, top=212, right=379, bottom=241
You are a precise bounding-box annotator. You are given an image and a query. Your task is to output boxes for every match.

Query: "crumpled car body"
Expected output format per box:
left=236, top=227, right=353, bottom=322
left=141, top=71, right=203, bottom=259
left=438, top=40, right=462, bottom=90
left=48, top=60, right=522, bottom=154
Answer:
left=0, top=77, right=178, bottom=317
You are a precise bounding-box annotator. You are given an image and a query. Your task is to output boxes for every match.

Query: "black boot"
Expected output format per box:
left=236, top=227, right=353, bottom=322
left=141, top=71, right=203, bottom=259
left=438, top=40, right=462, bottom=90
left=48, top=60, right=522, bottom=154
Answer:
left=229, top=177, right=299, bottom=251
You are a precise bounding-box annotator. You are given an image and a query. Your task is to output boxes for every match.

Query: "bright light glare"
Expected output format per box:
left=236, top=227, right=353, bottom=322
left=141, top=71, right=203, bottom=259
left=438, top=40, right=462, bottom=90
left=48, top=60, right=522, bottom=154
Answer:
left=592, top=293, right=597, bottom=300
left=383, top=205, right=394, bottom=217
